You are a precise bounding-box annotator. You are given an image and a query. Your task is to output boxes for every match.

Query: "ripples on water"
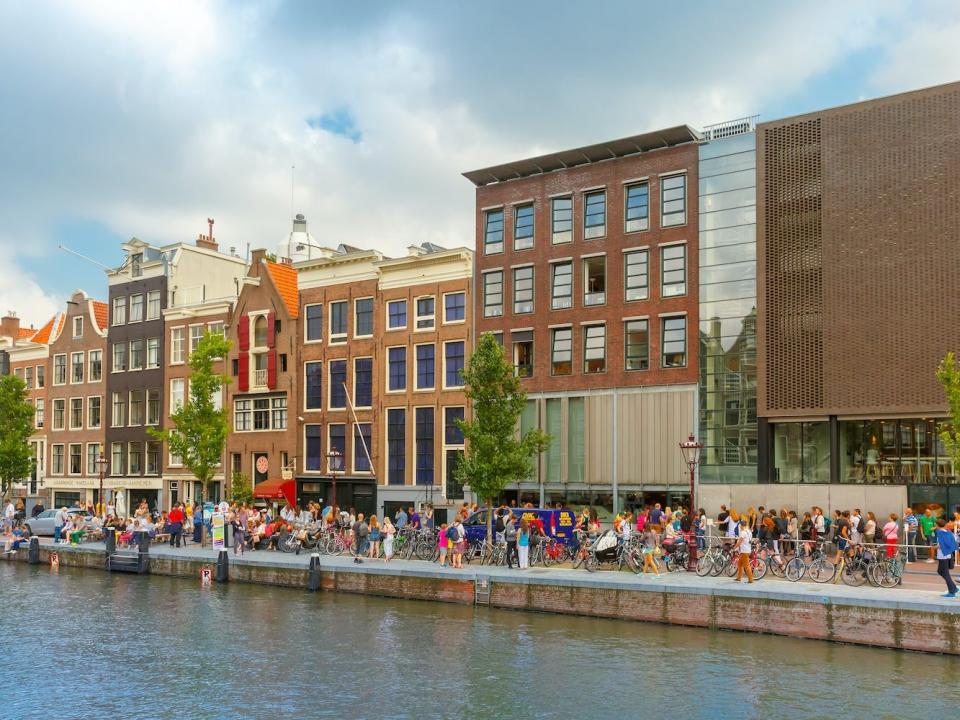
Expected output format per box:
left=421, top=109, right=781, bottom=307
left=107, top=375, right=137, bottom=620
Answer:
left=1, top=563, right=957, bottom=719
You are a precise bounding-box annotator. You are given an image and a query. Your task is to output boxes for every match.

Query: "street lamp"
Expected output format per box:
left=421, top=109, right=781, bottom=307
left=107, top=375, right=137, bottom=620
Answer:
left=678, top=433, right=703, bottom=513
left=326, top=448, right=343, bottom=510
left=96, top=453, right=109, bottom=518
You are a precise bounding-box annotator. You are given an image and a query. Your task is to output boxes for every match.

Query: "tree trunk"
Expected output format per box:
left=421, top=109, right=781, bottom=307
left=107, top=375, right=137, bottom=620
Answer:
left=200, top=480, right=208, bottom=548
left=486, top=497, right=493, bottom=546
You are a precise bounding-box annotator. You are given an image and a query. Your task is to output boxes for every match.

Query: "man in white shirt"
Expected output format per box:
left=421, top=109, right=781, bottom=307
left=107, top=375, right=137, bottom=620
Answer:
left=281, top=504, right=296, bottom=524
left=734, top=519, right=754, bottom=583
left=850, top=509, right=862, bottom=545
left=813, top=507, right=825, bottom=536
left=54, top=507, right=68, bottom=543
left=3, top=500, right=14, bottom=529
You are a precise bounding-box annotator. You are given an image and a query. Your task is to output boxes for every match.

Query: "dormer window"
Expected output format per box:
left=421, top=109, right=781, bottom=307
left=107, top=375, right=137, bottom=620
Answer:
left=131, top=252, right=143, bottom=278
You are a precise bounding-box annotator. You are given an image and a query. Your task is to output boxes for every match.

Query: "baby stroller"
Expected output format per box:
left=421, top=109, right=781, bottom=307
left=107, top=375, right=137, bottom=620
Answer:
left=583, top=530, right=639, bottom=573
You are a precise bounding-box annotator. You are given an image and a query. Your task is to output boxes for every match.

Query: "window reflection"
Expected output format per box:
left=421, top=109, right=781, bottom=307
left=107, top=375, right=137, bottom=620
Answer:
left=840, top=419, right=953, bottom=484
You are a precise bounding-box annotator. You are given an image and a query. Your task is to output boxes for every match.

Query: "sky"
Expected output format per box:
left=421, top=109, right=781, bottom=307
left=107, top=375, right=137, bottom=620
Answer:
left=1, top=0, right=958, bottom=328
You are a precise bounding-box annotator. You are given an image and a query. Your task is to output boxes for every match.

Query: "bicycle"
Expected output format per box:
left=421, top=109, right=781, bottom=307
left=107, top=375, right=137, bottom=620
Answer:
left=869, top=548, right=904, bottom=588
left=724, top=541, right=767, bottom=580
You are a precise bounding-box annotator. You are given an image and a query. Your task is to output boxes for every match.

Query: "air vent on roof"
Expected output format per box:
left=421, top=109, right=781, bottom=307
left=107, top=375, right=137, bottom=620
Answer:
left=702, top=115, right=759, bottom=141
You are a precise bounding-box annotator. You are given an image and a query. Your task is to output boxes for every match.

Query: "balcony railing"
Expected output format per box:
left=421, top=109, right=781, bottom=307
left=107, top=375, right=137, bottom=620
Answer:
left=253, top=369, right=268, bottom=388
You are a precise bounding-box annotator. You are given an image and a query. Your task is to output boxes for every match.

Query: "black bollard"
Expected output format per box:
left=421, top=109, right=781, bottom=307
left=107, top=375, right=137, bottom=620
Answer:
left=137, top=531, right=150, bottom=554
left=28, top=536, right=40, bottom=564
left=307, top=553, right=321, bottom=591
left=104, top=528, right=116, bottom=555
left=215, top=549, right=229, bottom=583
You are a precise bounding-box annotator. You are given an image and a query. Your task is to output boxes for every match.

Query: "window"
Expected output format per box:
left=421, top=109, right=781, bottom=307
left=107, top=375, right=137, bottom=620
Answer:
left=87, top=443, right=102, bottom=476
left=52, top=399, right=65, bottom=430
left=551, top=328, right=572, bottom=376
left=625, top=320, right=649, bottom=370
left=514, top=204, right=534, bottom=250
left=234, top=399, right=251, bottom=431
left=443, top=292, right=465, bottom=323
left=387, top=347, right=406, bottom=391
left=513, top=266, right=534, bottom=314
left=329, top=360, right=347, bottom=409
left=129, top=390, right=144, bottom=426
left=146, top=442, right=161, bottom=476
left=72, top=316, right=83, bottom=338
left=52, top=445, right=64, bottom=475
left=128, top=442, right=142, bottom=475
left=208, top=321, right=225, bottom=339
left=330, top=301, right=348, bottom=342
left=584, top=190, right=606, bottom=238
left=131, top=252, right=143, bottom=277
left=355, top=297, right=374, bottom=337
left=387, top=408, right=406, bottom=485
left=624, top=250, right=649, bottom=301
left=111, top=442, right=122, bottom=476
left=271, top=397, right=287, bottom=430
left=129, top=294, right=144, bottom=323
left=353, top=423, right=372, bottom=472
left=34, top=399, right=44, bottom=429
left=513, top=333, right=533, bottom=378
left=170, top=378, right=185, bottom=413
left=253, top=315, right=268, bottom=347
left=484, top=208, right=504, bottom=254
left=147, top=338, right=160, bottom=369
left=71, top=352, right=84, bottom=383
left=170, top=327, right=185, bottom=363
left=583, top=324, right=606, bottom=373
left=70, top=398, right=83, bottom=429
left=415, top=297, right=435, bottom=330
left=661, top=316, right=687, bottom=367
left=112, top=296, right=126, bottom=325
left=89, top=350, right=102, bottom=382
left=415, top=407, right=434, bottom=485
left=328, top=425, right=346, bottom=470
left=146, top=290, right=161, bottom=320
left=69, top=444, right=82, bottom=475
left=625, top=182, right=649, bottom=232
left=583, top=256, right=606, bottom=306
left=239, top=397, right=286, bottom=431
left=111, top=392, right=125, bottom=427
left=416, top=344, right=435, bottom=390
left=302, top=303, right=323, bottom=342
left=129, top=339, right=144, bottom=371
left=661, top=244, right=688, bottom=297
left=305, top=361, right=322, bottom=410
left=305, top=425, right=322, bottom=471
left=185, top=325, right=201, bottom=354
left=13, top=368, right=21, bottom=382
left=551, top=261, right=573, bottom=309
left=444, top=407, right=465, bottom=445
left=36, top=365, right=44, bottom=388
left=444, top=341, right=465, bottom=388
left=387, top=299, right=407, bottom=330
left=53, top=354, right=67, bottom=385
left=354, top=358, right=372, bottom=407
left=25, top=366, right=32, bottom=389
left=88, top=396, right=101, bottom=429
left=661, top=174, right=686, bottom=227
left=483, top=271, right=503, bottom=317
left=552, top=197, right=572, bottom=244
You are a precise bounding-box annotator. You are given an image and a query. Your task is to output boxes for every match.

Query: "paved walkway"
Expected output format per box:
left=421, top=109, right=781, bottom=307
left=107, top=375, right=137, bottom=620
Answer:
left=38, top=538, right=960, bottom=614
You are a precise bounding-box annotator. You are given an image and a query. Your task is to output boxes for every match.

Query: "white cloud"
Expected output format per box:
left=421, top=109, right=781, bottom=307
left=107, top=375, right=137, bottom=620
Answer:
left=0, top=263, right=60, bottom=329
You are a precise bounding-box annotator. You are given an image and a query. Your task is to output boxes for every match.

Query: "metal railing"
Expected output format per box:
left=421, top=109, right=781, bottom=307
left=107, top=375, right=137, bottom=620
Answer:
left=252, top=369, right=267, bottom=387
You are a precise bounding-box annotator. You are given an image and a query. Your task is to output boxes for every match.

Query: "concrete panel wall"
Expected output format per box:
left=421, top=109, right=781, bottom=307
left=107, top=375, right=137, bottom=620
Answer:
left=699, top=483, right=907, bottom=519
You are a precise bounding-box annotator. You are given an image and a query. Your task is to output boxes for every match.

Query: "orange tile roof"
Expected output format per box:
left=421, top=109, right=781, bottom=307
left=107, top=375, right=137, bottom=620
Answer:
left=92, top=301, right=109, bottom=332
left=31, top=312, right=64, bottom=345
left=17, top=327, right=36, bottom=340
left=265, top=260, right=299, bottom=318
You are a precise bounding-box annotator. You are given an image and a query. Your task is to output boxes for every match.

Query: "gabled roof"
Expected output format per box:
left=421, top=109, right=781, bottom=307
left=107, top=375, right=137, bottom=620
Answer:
left=264, top=260, right=299, bottom=318
left=17, top=327, right=36, bottom=340
left=30, top=312, right=64, bottom=345
left=92, top=301, right=109, bottom=332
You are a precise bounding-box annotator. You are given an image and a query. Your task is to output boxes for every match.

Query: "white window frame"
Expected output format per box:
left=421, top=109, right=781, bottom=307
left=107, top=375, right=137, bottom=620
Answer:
left=72, top=315, right=83, bottom=339
left=70, top=351, right=85, bottom=384
left=112, top=296, right=126, bottom=326
left=386, top=345, right=407, bottom=393
left=442, top=340, right=466, bottom=390
left=170, top=327, right=185, bottom=364
left=414, top=295, right=435, bottom=331
left=51, top=443, right=65, bottom=476
left=328, top=359, right=347, bottom=410
left=52, top=353, right=67, bottom=386
left=329, top=300, right=348, bottom=344
left=414, top=342, right=435, bottom=391
left=111, top=392, right=125, bottom=428
left=88, top=349, right=102, bottom=383
left=386, top=299, right=407, bottom=331
left=68, top=396, right=83, bottom=430
left=146, top=290, right=161, bottom=321
left=147, top=337, right=160, bottom=369
left=86, top=442, right=102, bottom=476
left=353, top=297, right=374, bottom=339
left=129, top=293, right=144, bottom=323
left=87, top=395, right=101, bottom=430
left=442, top=291, right=466, bottom=325
left=51, top=398, right=66, bottom=431
left=352, top=356, right=373, bottom=410
left=170, top=378, right=186, bottom=414
left=352, top=421, right=373, bottom=475
left=304, top=303, right=324, bottom=343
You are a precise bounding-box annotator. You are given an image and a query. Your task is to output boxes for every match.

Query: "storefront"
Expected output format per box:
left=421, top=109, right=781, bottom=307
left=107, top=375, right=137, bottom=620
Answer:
left=297, top=476, right=377, bottom=517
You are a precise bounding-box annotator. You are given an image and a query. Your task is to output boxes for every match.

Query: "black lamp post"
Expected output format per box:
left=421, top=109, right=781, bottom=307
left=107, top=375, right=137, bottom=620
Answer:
left=327, top=448, right=343, bottom=510
left=96, top=452, right=109, bottom=518
left=678, top=433, right=703, bottom=514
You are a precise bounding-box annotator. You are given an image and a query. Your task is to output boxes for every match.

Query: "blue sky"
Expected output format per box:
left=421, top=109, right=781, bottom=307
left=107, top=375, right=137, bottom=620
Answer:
left=0, top=0, right=958, bottom=326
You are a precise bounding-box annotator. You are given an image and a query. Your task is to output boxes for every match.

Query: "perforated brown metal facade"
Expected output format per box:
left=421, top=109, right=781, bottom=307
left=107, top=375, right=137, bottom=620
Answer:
left=758, top=81, right=960, bottom=418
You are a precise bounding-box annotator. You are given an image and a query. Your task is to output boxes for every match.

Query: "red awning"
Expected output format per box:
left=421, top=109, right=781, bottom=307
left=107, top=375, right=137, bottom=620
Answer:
left=253, top=479, right=296, bottom=506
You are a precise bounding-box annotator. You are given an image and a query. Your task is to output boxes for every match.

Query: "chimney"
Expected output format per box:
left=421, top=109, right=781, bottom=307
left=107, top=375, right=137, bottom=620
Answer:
left=1, top=312, right=20, bottom=340
left=196, top=217, right=219, bottom=252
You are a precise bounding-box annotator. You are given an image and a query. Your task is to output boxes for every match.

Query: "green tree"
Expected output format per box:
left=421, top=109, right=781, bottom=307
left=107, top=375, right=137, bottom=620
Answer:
left=0, top=374, right=34, bottom=500
left=454, top=332, right=549, bottom=544
left=230, top=472, right=254, bottom=507
left=149, top=331, right=231, bottom=543
left=937, top=352, right=960, bottom=475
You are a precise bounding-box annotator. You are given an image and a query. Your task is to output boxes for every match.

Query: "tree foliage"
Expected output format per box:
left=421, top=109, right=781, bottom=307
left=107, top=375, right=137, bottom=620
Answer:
left=0, top=374, right=34, bottom=499
left=230, top=472, right=254, bottom=507
left=149, top=331, right=231, bottom=505
left=454, top=333, right=549, bottom=541
left=936, top=352, right=960, bottom=472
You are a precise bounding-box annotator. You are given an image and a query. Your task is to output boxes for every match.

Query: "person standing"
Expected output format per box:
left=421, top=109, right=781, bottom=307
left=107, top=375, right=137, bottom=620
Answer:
left=395, top=507, right=408, bottom=530
left=517, top=519, right=530, bottom=569
left=903, top=507, right=919, bottom=562
left=3, top=499, right=14, bottom=530
left=438, top=523, right=450, bottom=567
left=367, top=516, right=380, bottom=560
left=882, top=514, right=899, bottom=558
left=864, top=512, right=877, bottom=546
left=382, top=517, right=395, bottom=563
left=451, top=519, right=465, bottom=569
left=504, top=513, right=518, bottom=569
left=641, top=525, right=660, bottom=577
left=192, top=503, right=203, bottom=544
left=54, top=506, right=67, bottom=544
left=734, top=518, right=754, bottom=584
left=30, top=500, right=45, bottom=518
left=934, top=517, right=958, bottom=598
left=353, top=513, right=368, bottom=564
left=919, top=508, right=937, bottom=563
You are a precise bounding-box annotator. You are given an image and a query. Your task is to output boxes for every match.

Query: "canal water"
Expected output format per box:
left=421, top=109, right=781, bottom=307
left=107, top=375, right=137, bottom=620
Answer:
left=2, top=563, right=957, bottom=718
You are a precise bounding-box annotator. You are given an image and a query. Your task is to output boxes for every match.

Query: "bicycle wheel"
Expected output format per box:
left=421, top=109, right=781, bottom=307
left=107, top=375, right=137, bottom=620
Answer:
left=880, top=559, right=903, bottom=588
left=768, top=556, right=786, bottom=578
left=724, top=555, right=739, bottom=577
left=809, top=558, right=836, bottom=583
left=695, top=554, right=714, bottom=576
left=842, top=561, right=868, bottom=586
left=584, top=555, right=598, bottom=573
left=279, top=535, right=298, bottom=553
left=543, top=546, right=557, bottom=567
left=785, top=557, right=806, bottom=582
left=753, top=557, right=767, bottom=580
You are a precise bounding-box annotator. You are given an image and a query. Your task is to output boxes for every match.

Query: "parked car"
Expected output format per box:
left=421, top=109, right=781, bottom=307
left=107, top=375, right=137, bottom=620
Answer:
left=24, top=508, right=93, bottom=536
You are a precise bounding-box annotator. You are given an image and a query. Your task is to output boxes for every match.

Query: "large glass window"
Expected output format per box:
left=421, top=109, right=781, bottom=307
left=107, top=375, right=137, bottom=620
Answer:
left=305, top=361, right=322, bottom=409
left=112, top=296, right=126, bottom=326
left=129, top=340, right=144, bottom=371
left=568, top=397, right=585, bottom=483
left=387, top=347, right=406, bottom=391
left=71, top=352, right=84, bottom=383
left=387, top=408, right=406, bottom=485
left=415, top=407, right=434, bottom=485
left=772, top=422, right=830, bottom=484
left=444, top=293, right=465, bottom=323
left=146, top=338, right=160, bottom=369
left=625, top=182, right=649, bottom=232
left=129, top=294, right=144, bottom=323
left=328, top=425, right=346, bottom=469
left=444, top=341, right=465, bottom=388
left=661, top=174, right=686, bottom=226
left=661, top=316, right=686, bottom=367
left=583, top=256, right=606, bottom=306
left=624, top=320, right=649, bottom=371
left=513, top=266, right=534, bottom=314
left=354, top=358, right=373, bottom=408
left=53, top=355, right=66, bottom=385
left=416, top=344, right=435, bottom=390
left=483, top=271, right=503, bottom=317
left=355, top=298, right=374, bottom=337
left=624, top=250, right=649, bottom=301
left=170, top=327, right=185, bottom=364
left=305, top=425, right=322, bottom=471
left=551, top=261, right=573, bottom=310
left=112, top=343, right=127, bottom=372
left=512, top=333, right=533, bottom=378
left=514, top=204, right=534, bottom=250
left=353, top=423, right=372, bottom=472
left=583, top=324, right=606, bottom=374
left=305, top=304, right=323, bottom=341
left=329, top=360, right=347, bottom=409
left=444, top=407, right=465, bottom=445
left=387, top=299, right=407, bottom=329
left=415, top=297, right=435, bottom=330
left=583, top=191, right=606, bottom=239
left=147, top=291, right=161, bottom=321
left=484, top=209, right=504, bottom=254
left=330, top=301, right=348, bottom=342
left=661, top=244, right=687, bottom=296
left=551, top=328, right=572, bottom=376
left=840, top=418, right=951, bottom=485
left=551, top=197, right=572, bottom=244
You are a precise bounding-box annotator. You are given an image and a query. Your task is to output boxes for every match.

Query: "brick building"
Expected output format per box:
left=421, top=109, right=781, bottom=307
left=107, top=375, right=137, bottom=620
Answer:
left=44, top=291, right=109, bottom=508
left=464, top=127, right=701, bottom=517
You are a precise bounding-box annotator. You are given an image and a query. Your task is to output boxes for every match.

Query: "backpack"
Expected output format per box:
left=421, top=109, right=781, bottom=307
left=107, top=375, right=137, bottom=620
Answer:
left=857, top=516, right=868, bottom=534
left=449, top=526, right=462, bottom=545
left=495, top=514, right=505, bottom=533
left=822, top=516, right=831, bottom=534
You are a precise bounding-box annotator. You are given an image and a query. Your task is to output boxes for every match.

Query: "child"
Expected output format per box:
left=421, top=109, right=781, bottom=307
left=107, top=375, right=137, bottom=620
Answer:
left=438, top=523, right=449, bottom=567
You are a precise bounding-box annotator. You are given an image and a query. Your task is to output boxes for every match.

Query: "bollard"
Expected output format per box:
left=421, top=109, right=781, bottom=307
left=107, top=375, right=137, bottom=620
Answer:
left=104, top=528, right=116, bottom=555
left=137, top=531, right=150, bottom=554
left=215, top=549, right=229, bottom=583
left=28, top=536, right=40, bottom=565
left=307, top=553, right=321, bottom=592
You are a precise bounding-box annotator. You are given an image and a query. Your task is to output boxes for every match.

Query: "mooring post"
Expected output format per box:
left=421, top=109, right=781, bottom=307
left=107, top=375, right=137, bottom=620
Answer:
left=216, top=549, right=229, bottom=583
left=28, top=536, right=40, bottom=565
left=307, top=553, right=321, bottom=591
